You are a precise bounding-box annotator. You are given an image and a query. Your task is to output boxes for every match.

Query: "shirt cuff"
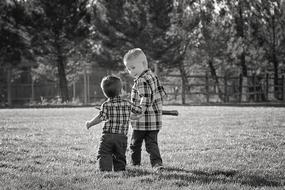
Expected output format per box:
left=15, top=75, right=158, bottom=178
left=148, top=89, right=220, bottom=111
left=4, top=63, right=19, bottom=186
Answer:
left=98, top=111, right=107, bottom=121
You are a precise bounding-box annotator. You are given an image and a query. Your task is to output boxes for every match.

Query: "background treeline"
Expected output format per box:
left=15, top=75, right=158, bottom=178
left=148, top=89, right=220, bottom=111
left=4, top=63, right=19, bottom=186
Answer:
left=1, top=0, right=285, bottom=105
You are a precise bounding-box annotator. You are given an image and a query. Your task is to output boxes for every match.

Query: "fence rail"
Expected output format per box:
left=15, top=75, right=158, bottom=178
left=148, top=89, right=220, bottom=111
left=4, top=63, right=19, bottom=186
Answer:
left=1, top=71, right=285, bottom=106
left=162, top=72, right=285, bottom=104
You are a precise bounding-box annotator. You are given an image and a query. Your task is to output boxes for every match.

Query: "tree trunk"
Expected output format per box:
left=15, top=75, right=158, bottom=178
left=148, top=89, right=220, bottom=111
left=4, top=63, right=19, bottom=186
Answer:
left=236, top=0, right=248, bottom=102
left=178, top=63, right=188, bottom=105
left=237, top=1, right=247, bottom=77
left=7, top=66, right=12, bottom=107
left=271, top=14, right=279, bottom=99
left=273, top=49, right=279, bottom=99
left=56, top=44, right=69, bottom=102
left=240, top=53, right=247, bottom=77
left=208, top=59, right=223, bottom=101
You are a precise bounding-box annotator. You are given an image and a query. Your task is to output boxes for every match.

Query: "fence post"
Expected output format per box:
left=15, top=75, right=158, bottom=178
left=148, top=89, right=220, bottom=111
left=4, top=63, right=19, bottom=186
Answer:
left=7, top=67, right=12, bottom=107
left=87, top=74, right=90, bottom=103
left=252, top=74, right=256, bottom=102
left=224, top=75, right=228, bottom=102
left=283, top=75, right=285, bottom=101
left=239, top=74, right=242, bottom=102
left=242, top=75, right=248, bottom=102
left=205, top=71, right=209, bottom=103
left=232, top=81, right=236, bottom=100
left=265, top=73, right=269, bottom=101
left=72, top=81, right=76, bottom=102
left=154, top=63, right=158, bottom=76
left=268, top=75, right=275, bottom=101
left=31, top=78, right=35, bottom=102
left=181, top=77, right=186, bottom=104
left=83, top=69, right=87, bottom=104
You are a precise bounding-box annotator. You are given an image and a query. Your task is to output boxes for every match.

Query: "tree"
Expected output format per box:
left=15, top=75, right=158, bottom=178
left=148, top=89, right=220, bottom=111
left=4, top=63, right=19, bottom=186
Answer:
left=0, top=0, right=34, bottom=106
left=158, top=0, right=200, bottom=104
left=91, top=0, right=174, bottom=71
left=0, top=0, right=34, bottom=68
left=31, top=0, right=91, bottom=102
left=280, top=0, right=285, bottom=63
left=195, top=0, right=230, bottom=101
left=216, top=0, right=282, bottom=100
left=245, top=0, right=283, bottom=99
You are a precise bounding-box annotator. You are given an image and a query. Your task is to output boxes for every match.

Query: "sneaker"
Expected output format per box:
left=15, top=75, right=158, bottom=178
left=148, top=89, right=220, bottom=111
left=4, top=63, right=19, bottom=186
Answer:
left=132, top=164, right=141, bottom=167
left=153, top=163, right=163, bottom=171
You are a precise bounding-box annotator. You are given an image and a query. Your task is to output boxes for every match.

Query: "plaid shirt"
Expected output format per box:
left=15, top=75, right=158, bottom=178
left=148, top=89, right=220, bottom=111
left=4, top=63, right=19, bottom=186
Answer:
left=131, top=69, right=166, bottom=131
left=98, top=96, right=142, bottom=135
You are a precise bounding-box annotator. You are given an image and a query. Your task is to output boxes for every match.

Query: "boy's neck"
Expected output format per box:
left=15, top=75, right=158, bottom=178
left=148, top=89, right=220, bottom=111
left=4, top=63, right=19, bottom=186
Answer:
left=136, top=68, right=149, bottom=79
left=108, top=95, right=121, bottom=100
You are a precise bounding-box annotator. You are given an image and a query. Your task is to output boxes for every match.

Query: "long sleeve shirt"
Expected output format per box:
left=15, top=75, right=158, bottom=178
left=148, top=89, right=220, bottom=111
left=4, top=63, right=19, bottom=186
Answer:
left=130, top=69, right=166, bottom=130
left=98, top=96, right=142, bottom=135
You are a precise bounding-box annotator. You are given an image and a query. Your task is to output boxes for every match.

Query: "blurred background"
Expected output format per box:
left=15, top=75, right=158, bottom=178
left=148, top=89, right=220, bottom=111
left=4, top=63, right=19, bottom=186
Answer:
left=1, top=0, right=285, bottom=107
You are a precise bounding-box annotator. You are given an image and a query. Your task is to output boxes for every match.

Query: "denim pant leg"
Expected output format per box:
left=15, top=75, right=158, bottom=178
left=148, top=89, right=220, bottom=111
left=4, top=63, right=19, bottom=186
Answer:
left=145, top=130, right=163, bottom=167
left=130, top=130, right=145, bottom=166
left=97, top=134, right=113, bottom=171
left=112, top=134, right=128, bottom=171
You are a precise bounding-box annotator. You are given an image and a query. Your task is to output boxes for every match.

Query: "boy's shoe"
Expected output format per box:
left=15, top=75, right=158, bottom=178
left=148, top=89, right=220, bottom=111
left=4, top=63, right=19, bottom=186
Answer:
left=131, top=164, right=141, bottom=167
left=153, top=163, right=163, bottom=171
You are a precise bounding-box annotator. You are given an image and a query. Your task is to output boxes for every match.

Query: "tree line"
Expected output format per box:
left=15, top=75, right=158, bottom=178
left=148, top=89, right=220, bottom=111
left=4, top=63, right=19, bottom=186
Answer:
left=1, top=0, right=285, bottom=103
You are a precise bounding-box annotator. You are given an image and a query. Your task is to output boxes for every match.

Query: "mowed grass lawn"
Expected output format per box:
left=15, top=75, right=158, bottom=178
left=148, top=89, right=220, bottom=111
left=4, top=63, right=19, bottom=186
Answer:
left=0, top=106, right=285, bottom=190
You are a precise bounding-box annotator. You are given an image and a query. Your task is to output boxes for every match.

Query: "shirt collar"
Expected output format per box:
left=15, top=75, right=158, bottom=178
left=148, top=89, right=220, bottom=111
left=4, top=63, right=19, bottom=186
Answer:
left=108, top=96, right=121, bottom=102
left=134, top=69, right=149, bottom=82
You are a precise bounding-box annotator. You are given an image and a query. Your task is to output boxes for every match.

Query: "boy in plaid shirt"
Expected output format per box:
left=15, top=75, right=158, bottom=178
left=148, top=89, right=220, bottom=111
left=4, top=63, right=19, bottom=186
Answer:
left=85, top=75, right=142, bottom=171
left=123, top=48, right=166, bottom=169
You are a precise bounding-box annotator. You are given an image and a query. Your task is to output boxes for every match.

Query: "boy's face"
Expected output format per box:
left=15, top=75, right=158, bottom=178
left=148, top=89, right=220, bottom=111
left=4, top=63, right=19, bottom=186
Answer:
left=125, top=55, right=147, bottom=78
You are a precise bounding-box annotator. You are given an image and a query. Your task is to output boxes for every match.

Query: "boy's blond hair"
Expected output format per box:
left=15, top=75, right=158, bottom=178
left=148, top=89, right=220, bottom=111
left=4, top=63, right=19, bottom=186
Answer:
left=123, top=48, right=148, bottom=66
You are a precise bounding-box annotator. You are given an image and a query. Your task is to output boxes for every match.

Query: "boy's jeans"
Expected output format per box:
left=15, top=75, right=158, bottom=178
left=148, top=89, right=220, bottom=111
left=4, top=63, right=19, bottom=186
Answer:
left=130, top=130, right=162, bottom=167
left=97, top=133, right=127, bottom=171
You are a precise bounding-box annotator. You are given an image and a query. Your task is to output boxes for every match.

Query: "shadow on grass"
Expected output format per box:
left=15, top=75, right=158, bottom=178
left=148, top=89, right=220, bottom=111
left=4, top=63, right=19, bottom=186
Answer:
left=164, top=167, right=237, bottom=177
left=126, top=166, right=283, bottom=187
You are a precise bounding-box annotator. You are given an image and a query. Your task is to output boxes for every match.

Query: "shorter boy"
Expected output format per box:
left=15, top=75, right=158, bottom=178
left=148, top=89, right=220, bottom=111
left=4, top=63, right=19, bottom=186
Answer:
left=85, top=75, right=142, bottom=171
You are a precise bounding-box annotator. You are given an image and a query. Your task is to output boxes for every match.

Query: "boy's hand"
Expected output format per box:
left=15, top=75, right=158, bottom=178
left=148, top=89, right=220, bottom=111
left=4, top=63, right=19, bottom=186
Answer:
left=121, top=89, right=130, bottom=99
left=130, top=114, right=143, bottom=120
left=86, top=121, right=92, bottom=129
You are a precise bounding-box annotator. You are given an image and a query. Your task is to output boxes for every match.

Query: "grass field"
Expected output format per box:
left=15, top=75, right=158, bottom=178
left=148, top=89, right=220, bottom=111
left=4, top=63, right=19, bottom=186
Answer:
left=0, top=106, right=285, bottom=190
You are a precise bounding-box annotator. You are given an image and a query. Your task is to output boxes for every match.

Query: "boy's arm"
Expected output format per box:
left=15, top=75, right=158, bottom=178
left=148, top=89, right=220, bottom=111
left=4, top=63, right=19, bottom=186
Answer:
left=132, top=106, right=146, bottom=119
left=131, top=104, right=143, bottom=114
left=86, top=115, right=102, bottom=129
left=86, top=102, right=108, bottom=129
left=137, top=80, right=152, bottom=111
left=130, top=103, right=143, bottom=120
left=130, top=79, right=151, bottom=120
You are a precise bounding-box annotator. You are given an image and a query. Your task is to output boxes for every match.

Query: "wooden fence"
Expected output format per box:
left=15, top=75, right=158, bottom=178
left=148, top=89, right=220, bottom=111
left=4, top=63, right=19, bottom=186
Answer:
left=0, top=69, right=106, bottom=106
left=162, top=72, right=285, bottom=104
left=1, top=71, right=285, bottom=106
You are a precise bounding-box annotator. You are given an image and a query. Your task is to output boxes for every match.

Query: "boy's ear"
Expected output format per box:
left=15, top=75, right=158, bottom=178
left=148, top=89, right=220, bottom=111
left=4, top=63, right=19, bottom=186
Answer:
left=142, top=61, right=147, bottom=68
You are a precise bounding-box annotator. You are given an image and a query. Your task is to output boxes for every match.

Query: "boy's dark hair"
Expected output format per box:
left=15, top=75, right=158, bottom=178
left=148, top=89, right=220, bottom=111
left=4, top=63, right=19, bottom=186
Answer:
left=101, top=75, right=122, bottom=98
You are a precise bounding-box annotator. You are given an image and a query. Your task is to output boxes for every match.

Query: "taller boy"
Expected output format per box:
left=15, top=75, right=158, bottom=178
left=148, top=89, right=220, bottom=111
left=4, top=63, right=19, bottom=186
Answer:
left=123, top=48, right=166, bottom=169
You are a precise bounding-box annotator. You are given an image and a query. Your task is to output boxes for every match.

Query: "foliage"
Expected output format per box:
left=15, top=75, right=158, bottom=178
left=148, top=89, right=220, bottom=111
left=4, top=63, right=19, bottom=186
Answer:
left=1, top=0, right=285, bottom=104
left=0, top=0, right=34, bottom=68
left=30, top=0, right=92, bottom=102
left=91, top=0, right=174, bottom=70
